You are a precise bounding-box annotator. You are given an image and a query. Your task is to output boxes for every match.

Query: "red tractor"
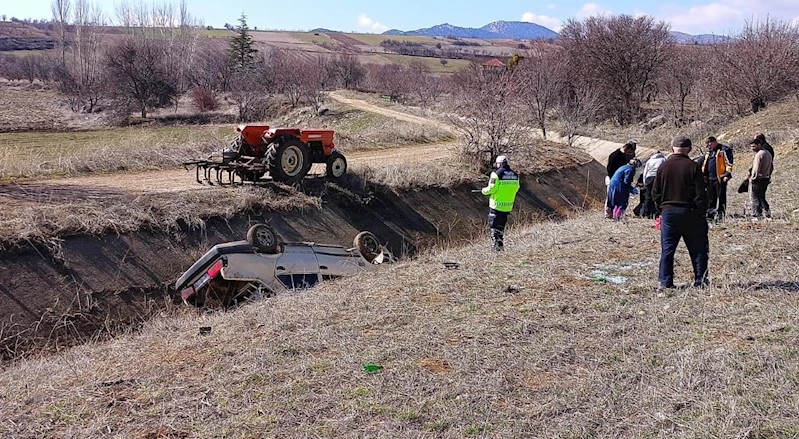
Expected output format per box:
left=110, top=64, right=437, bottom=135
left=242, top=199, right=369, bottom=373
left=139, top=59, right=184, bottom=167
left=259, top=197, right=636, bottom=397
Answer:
left=186, top=125, right=347, bottom=184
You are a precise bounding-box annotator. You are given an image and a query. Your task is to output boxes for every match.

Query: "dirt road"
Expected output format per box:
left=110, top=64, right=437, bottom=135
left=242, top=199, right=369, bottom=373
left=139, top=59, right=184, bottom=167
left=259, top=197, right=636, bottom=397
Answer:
left=0, top=94, right=647, bottom=208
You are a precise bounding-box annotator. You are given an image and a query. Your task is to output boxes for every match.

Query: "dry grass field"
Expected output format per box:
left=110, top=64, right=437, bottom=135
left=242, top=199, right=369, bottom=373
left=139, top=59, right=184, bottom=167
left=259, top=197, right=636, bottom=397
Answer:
left=1, top=206, right=797, bottom=437
left=1, top=101, right=798, bottom=437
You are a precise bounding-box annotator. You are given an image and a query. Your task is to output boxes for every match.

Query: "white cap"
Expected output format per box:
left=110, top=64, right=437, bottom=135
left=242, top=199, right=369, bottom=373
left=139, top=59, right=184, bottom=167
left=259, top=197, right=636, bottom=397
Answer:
left=495, top=155, right=508, bottom=164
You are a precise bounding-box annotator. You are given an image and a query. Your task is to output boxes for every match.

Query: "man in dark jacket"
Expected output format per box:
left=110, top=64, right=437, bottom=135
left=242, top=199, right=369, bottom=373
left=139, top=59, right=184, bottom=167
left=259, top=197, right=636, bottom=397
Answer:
left=605, top=140, right=637, bottom=218
left=653, top=136, right=709, bottom=289
left=702, top=136, right=733, bottom=221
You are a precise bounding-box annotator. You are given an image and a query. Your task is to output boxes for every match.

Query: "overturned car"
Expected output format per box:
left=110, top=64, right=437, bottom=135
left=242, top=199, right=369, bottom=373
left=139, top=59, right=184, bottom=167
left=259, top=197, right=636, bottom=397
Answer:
left=175, top=224, right=391, bottom=308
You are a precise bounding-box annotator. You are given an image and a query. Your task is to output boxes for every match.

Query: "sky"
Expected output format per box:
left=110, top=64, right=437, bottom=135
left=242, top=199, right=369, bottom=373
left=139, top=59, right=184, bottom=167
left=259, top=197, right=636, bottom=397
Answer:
left=4, top=0, right=799, bottom=35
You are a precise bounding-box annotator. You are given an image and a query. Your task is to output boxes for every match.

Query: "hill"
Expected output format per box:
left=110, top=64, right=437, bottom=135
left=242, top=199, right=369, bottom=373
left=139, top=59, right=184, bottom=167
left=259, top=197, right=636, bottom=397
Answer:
left=385, top=20, right=557, bottom=40
left=670, top=31, right=731, bottom=44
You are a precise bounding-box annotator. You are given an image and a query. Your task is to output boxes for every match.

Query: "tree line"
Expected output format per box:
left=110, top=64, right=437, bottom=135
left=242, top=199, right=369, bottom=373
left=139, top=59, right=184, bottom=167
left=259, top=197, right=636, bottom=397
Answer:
left=1, top=8, right=797, bottom=134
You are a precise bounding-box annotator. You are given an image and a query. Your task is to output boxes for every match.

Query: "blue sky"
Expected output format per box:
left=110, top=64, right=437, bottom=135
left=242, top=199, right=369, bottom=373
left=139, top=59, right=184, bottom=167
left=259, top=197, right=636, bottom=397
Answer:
left=4, top=0, right=799, bottom=35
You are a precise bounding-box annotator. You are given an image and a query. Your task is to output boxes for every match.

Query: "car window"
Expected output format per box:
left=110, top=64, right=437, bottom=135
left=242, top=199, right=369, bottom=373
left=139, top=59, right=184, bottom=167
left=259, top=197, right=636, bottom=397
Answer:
left=277, top=274, right=320, bottom=290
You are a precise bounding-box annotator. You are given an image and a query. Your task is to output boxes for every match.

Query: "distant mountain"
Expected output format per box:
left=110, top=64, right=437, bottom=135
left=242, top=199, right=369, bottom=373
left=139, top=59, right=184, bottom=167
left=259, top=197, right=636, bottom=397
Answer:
left=383, top=21, right=723, bottom=44
left=670, top=31, right=730, bottom=44
left=480, top=21, right=558, bottom=40
left=310, top=28, right=339, bottom=33
left=384, top=20, right=557, bottom=40
left=385, top=23, right=498, bottom=39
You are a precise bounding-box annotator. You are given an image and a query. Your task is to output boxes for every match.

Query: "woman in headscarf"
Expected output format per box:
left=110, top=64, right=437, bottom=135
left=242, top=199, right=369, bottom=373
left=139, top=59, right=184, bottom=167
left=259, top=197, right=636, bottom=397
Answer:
left=608, top=158, right=641, bottom=220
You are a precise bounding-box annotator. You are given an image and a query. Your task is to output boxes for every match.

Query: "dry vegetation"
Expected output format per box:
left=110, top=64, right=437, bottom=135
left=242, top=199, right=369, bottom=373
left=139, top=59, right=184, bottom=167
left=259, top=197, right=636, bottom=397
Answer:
left=2, top=206, right=798, bottom=437
left=275, top=103, right=453, bottom=153
left=0, top=125, right=228, bottom=180
left=0, top=184, right=321, bottom=247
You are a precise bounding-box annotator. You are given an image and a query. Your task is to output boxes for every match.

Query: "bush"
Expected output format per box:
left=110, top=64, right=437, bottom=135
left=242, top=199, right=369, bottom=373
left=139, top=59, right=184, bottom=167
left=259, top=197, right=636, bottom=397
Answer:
left=192, top=87, right=219, bottom=112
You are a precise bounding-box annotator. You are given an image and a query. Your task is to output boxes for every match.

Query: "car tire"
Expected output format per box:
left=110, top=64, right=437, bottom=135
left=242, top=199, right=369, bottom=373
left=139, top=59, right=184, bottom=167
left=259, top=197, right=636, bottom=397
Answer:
left=354, top=231, right=381, bottom=263
left=246, top=224, right=280, bottom=254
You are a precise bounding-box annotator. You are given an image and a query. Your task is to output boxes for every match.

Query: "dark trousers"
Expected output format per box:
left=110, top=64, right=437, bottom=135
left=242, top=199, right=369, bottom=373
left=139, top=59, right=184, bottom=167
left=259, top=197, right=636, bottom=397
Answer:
left=488, top=209, right=509, bottom=250
left=642, top=176, right=657, bottom=218
left=706, top=179, right=727, bottom=219
left=750, top=179, right=771, bottom=218
left=659, top=208, right=709, bottom=287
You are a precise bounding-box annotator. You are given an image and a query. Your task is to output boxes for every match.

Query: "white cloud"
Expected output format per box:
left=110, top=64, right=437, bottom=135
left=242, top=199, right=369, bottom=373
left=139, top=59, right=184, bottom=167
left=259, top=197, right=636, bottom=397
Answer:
left=357, top=13, right=388, bottom=33
left=653, top=0, right=799, bottom=34
left=521, top=11, right=562, bottom=31
left=547, top=3, right=557, bottom=9
left=662, top=3, right=742, bottom=34
left=575, top=3, right=612, bottom=20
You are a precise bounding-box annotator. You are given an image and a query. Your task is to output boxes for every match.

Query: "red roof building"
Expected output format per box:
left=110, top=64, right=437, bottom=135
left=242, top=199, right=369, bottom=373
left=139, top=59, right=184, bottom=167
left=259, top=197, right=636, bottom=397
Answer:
left=482, top=58, right=505, bottom=68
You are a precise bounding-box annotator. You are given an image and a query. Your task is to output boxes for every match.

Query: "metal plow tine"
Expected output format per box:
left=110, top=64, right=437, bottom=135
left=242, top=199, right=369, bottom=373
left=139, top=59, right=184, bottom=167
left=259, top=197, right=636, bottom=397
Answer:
left=205, top=166, right=214, bottom=185
left=195, top=164, right=204, bottom=184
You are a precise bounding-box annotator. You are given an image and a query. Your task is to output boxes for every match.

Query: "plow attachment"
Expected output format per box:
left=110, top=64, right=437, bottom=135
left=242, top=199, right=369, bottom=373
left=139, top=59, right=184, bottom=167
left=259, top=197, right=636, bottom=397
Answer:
left=183, top=155, right=269, bottom=185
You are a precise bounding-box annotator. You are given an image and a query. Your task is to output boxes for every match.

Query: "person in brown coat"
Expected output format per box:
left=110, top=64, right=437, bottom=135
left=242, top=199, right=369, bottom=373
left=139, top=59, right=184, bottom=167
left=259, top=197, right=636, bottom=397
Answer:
left=749, top=139, right=774, bottom=221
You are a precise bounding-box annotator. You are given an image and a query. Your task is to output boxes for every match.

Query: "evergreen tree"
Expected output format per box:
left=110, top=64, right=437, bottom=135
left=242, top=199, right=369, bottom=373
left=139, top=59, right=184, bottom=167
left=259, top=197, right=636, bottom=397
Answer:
left=229, top=13, right=257, bottom=70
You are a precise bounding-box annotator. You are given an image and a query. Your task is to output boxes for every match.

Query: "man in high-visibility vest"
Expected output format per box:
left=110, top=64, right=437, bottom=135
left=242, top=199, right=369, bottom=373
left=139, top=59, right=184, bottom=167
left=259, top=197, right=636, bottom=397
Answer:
left=482, top=155, right=521, bottom=251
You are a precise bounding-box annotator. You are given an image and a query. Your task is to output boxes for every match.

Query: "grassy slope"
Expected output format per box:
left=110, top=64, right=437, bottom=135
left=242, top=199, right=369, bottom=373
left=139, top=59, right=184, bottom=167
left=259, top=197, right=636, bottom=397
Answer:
left=2, top=213, right=798, bottom=437
left=2, top=106, right=799, bottom=437
left=379, top=53, right=471, bottom=72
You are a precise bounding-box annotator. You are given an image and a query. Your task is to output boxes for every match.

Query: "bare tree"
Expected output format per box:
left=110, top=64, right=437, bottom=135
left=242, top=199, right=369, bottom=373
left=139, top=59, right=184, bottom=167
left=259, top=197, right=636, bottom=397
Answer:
left=659, top=45, right=706, bottom=124
left=559, top=14, right=672, bottom=125
left=18, top=55, right=41, bottom=83
left=70, top=0, right=104, bottom=112
left=368, top=63, right=412, bottom=101
left=51, top=0, right=71, bottom=65
left=105, top=38, right=179, bottom=118
left=516, top=43, right=564, bottom=139
left=187, top=41, right=234, bottom=91
left=273, top=50, right=306, bottom=108
left=228, top=52, right=275, bottom=121
left=300, top=54, right=334, bottom=115
left=448, top=62, right=524, bottom=164
left=710, top=18, right=799, bottom=114
left=330, top=53, right=366, bottom=89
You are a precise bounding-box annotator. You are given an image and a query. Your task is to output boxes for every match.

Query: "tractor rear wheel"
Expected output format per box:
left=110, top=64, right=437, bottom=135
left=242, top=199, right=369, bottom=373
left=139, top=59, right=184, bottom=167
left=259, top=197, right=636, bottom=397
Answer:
left=266, top=136, right=311, bottom=183
left=246, top=224, right=280, bottom=254
left=326, top=152, right=347, bottom=180
left=354, top=231, right=382, bottom=263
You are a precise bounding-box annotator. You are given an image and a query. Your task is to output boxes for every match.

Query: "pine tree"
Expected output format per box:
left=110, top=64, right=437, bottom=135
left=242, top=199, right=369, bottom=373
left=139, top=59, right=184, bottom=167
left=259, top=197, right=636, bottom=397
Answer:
left=229, top=13, right=257, bottom=70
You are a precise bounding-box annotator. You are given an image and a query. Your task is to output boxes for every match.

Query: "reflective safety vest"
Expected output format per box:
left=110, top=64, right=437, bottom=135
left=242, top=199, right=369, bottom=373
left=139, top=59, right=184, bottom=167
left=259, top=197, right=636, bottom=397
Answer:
left=481, top=166, right=520, bottom=212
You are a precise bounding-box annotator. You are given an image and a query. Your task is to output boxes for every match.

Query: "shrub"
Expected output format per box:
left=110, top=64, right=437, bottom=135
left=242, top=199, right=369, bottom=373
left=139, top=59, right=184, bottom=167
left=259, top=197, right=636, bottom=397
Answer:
left=191, top=87, right=219, bottom=112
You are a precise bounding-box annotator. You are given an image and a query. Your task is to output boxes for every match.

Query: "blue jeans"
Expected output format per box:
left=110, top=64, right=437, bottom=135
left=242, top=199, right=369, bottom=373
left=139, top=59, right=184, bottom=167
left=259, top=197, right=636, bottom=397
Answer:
left=659, top=208, right=709, bottom=287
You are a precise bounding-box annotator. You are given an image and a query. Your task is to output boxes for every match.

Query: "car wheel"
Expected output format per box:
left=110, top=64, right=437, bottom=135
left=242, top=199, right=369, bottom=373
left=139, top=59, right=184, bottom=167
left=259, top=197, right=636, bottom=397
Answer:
left=246, top=224, right=280, bottom=254
left=354, top=231, right=382, bottom=263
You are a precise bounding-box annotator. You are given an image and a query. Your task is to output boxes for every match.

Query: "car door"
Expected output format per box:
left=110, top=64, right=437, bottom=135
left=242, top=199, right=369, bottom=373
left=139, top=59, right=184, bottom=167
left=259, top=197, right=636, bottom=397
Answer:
left=275, top=244, right=322, bottom=290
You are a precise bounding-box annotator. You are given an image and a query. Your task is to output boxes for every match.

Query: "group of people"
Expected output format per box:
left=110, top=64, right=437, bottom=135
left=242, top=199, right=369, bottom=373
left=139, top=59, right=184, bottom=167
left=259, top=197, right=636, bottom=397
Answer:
left=604, top=133, right=775, bottom=289
left=605, top=134, right=775, bottom=224
left=479, top=132, right=776, bottom=291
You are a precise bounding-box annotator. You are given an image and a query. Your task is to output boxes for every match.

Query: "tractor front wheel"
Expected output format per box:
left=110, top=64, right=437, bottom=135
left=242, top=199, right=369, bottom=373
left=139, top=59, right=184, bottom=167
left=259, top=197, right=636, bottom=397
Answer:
left=266, top=137, right=311, bottom=183
left=326, top=152, right=347, bottom=180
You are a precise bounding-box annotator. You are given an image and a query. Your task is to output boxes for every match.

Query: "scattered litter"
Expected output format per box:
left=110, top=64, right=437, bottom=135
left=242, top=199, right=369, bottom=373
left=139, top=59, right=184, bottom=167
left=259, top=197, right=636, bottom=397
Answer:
left=728, top=245, right=744, bottom=252
left=199, top=326, right=212, bottom=336
left=363, top=363, right=383, bottom=374
left=593, top=262, right=651, bottom=271
left=443, top=262, right=460, bottom=269
left=590, top=270, right=628, bottom=284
